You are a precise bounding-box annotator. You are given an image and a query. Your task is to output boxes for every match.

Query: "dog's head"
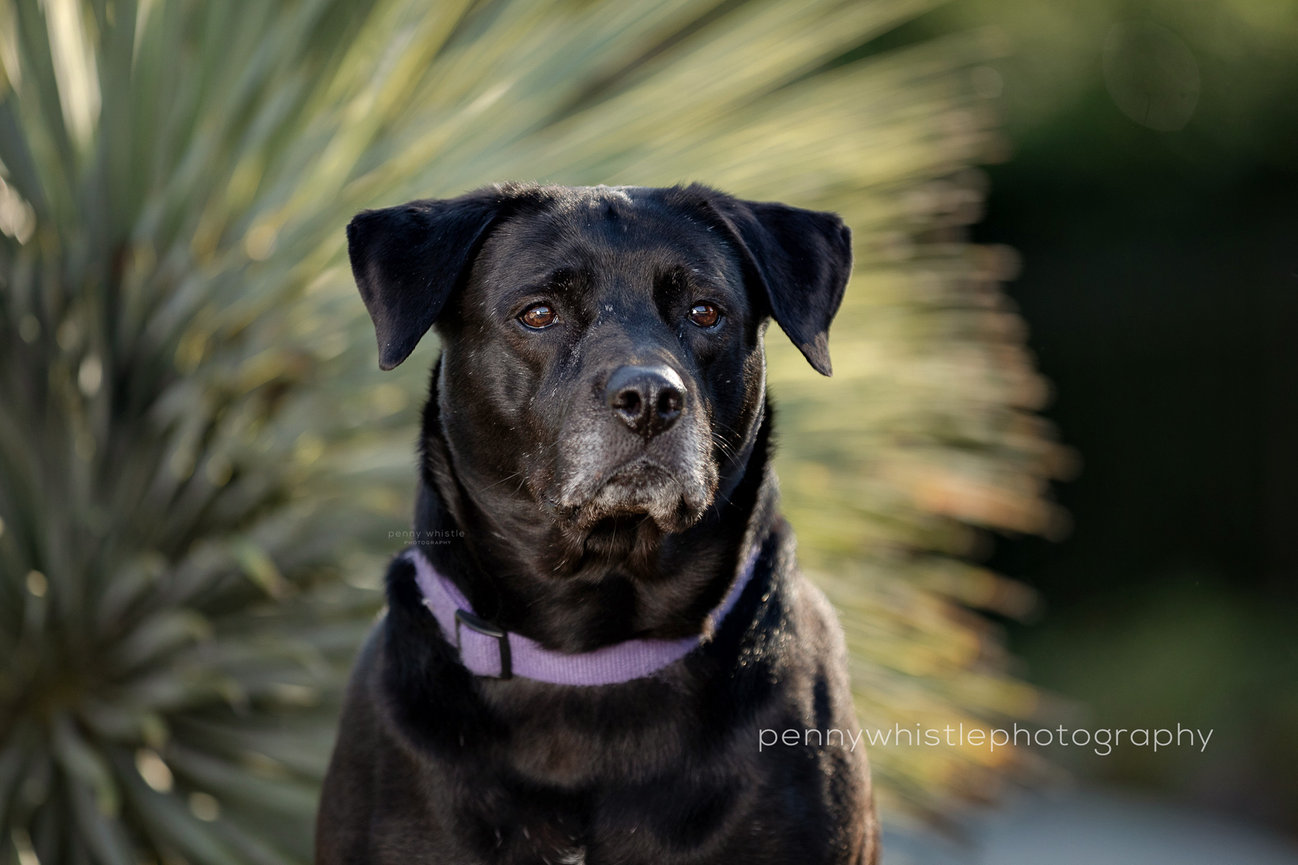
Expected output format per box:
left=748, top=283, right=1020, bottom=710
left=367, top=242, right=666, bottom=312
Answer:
left=348, top=184, right=849, bottom=547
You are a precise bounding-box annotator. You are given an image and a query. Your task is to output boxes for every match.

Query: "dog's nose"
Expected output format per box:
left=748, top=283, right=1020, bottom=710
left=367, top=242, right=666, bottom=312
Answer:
left=605, top=365, right=686, bottom=437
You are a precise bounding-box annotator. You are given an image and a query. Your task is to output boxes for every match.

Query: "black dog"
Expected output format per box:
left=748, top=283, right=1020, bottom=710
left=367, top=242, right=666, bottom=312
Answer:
left=316, top=184, right=878, bottom=864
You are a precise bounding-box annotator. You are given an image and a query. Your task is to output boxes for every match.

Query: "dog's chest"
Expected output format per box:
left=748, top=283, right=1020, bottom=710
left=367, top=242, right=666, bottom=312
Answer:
left=506, top=824, right=586, bottom=865
left=474, top=818, right=588, bottom=865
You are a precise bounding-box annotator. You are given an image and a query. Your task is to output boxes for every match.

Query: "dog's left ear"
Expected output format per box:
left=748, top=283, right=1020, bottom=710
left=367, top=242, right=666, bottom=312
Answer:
left=708, top=196, right=852, bottom=376
left=347, top=190, right=510, bottom=370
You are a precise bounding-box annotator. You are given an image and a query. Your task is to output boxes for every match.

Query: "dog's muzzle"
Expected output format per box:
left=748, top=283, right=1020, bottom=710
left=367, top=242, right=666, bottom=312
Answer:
left=604, top=364, right=686, bottom=439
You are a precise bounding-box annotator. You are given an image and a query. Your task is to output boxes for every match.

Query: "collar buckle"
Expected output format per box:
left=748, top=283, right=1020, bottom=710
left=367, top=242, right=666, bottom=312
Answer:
left=454, top=609, right=512, bottom=679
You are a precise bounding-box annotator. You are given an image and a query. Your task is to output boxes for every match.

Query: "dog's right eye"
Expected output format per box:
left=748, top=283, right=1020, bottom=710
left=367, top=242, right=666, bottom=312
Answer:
left=519, top=303, right=558, bottom=329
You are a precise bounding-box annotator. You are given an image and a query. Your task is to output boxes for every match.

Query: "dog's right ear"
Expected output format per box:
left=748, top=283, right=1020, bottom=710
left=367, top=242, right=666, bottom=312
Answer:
left=347, top=190, right=508, bottom=370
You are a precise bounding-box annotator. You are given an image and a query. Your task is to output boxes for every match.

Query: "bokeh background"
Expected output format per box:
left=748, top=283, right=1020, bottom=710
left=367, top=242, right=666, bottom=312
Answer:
left=0, top=1, right=1293, bottom=863
left=887, top=1, right=1298, bottom=862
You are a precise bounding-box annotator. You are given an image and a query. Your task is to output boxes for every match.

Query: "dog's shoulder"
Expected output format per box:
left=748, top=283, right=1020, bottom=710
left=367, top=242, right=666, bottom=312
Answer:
left=317, top=622, right=385, bottom=863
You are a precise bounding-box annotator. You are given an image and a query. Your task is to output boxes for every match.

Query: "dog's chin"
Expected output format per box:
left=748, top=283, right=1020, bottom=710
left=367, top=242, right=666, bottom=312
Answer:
left=561, top=462, right=711, bottom=534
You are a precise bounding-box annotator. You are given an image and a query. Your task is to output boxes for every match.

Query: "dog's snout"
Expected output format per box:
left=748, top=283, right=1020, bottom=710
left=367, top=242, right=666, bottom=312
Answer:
left=605, top=365, right=686, bottom=437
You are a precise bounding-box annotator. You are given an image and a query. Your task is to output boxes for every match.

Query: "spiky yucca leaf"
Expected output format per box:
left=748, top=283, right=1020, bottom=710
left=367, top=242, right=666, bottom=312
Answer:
left=0, top=0, right=1063, bottom=861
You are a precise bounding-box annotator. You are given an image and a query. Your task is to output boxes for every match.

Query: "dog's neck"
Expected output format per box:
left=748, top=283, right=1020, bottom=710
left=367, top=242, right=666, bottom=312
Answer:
left=411, top=364, right=777, bottom=653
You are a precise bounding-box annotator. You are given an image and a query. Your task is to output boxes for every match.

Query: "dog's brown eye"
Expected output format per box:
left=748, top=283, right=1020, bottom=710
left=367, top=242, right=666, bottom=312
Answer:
left=519, top=303, right=557, bottom=329
left=687, top=302, right=720, bottom=329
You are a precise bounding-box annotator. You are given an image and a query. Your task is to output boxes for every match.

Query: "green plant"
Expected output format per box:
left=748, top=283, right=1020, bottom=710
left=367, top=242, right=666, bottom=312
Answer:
left=0, top=0, right=1063, bottom=861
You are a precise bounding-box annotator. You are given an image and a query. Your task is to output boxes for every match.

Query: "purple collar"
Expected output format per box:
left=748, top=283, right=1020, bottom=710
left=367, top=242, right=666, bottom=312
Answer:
left=406, top=545, right=760, bottom=686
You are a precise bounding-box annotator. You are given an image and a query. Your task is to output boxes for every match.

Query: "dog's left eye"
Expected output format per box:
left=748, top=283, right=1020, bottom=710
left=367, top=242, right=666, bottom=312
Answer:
left=519, top=303, right=558, bottom=329
left=687, top=302, right=721, bottom=329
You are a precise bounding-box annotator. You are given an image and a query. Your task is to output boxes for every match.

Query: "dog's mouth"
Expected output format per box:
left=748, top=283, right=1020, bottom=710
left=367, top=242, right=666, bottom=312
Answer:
left=556, top=459, right=709, bottom=534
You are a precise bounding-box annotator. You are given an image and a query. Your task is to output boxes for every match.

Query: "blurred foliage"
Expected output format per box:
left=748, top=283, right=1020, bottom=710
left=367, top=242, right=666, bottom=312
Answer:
left=936, top=0, right=1298, bottom=165
left=0, top=0, right=1066, bottom=861
left=919, top=0, right=1298, bottom=831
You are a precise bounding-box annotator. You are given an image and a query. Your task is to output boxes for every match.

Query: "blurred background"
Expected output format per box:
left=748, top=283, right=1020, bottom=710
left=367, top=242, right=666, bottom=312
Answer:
left=886, top=1, right=1298, bottom=861
left=0, top=1, right=1293, bottom=863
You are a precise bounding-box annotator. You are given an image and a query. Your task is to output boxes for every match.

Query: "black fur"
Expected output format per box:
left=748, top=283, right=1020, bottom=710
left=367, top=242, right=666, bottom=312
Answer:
left=317, top=184, right=877, bottom=864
